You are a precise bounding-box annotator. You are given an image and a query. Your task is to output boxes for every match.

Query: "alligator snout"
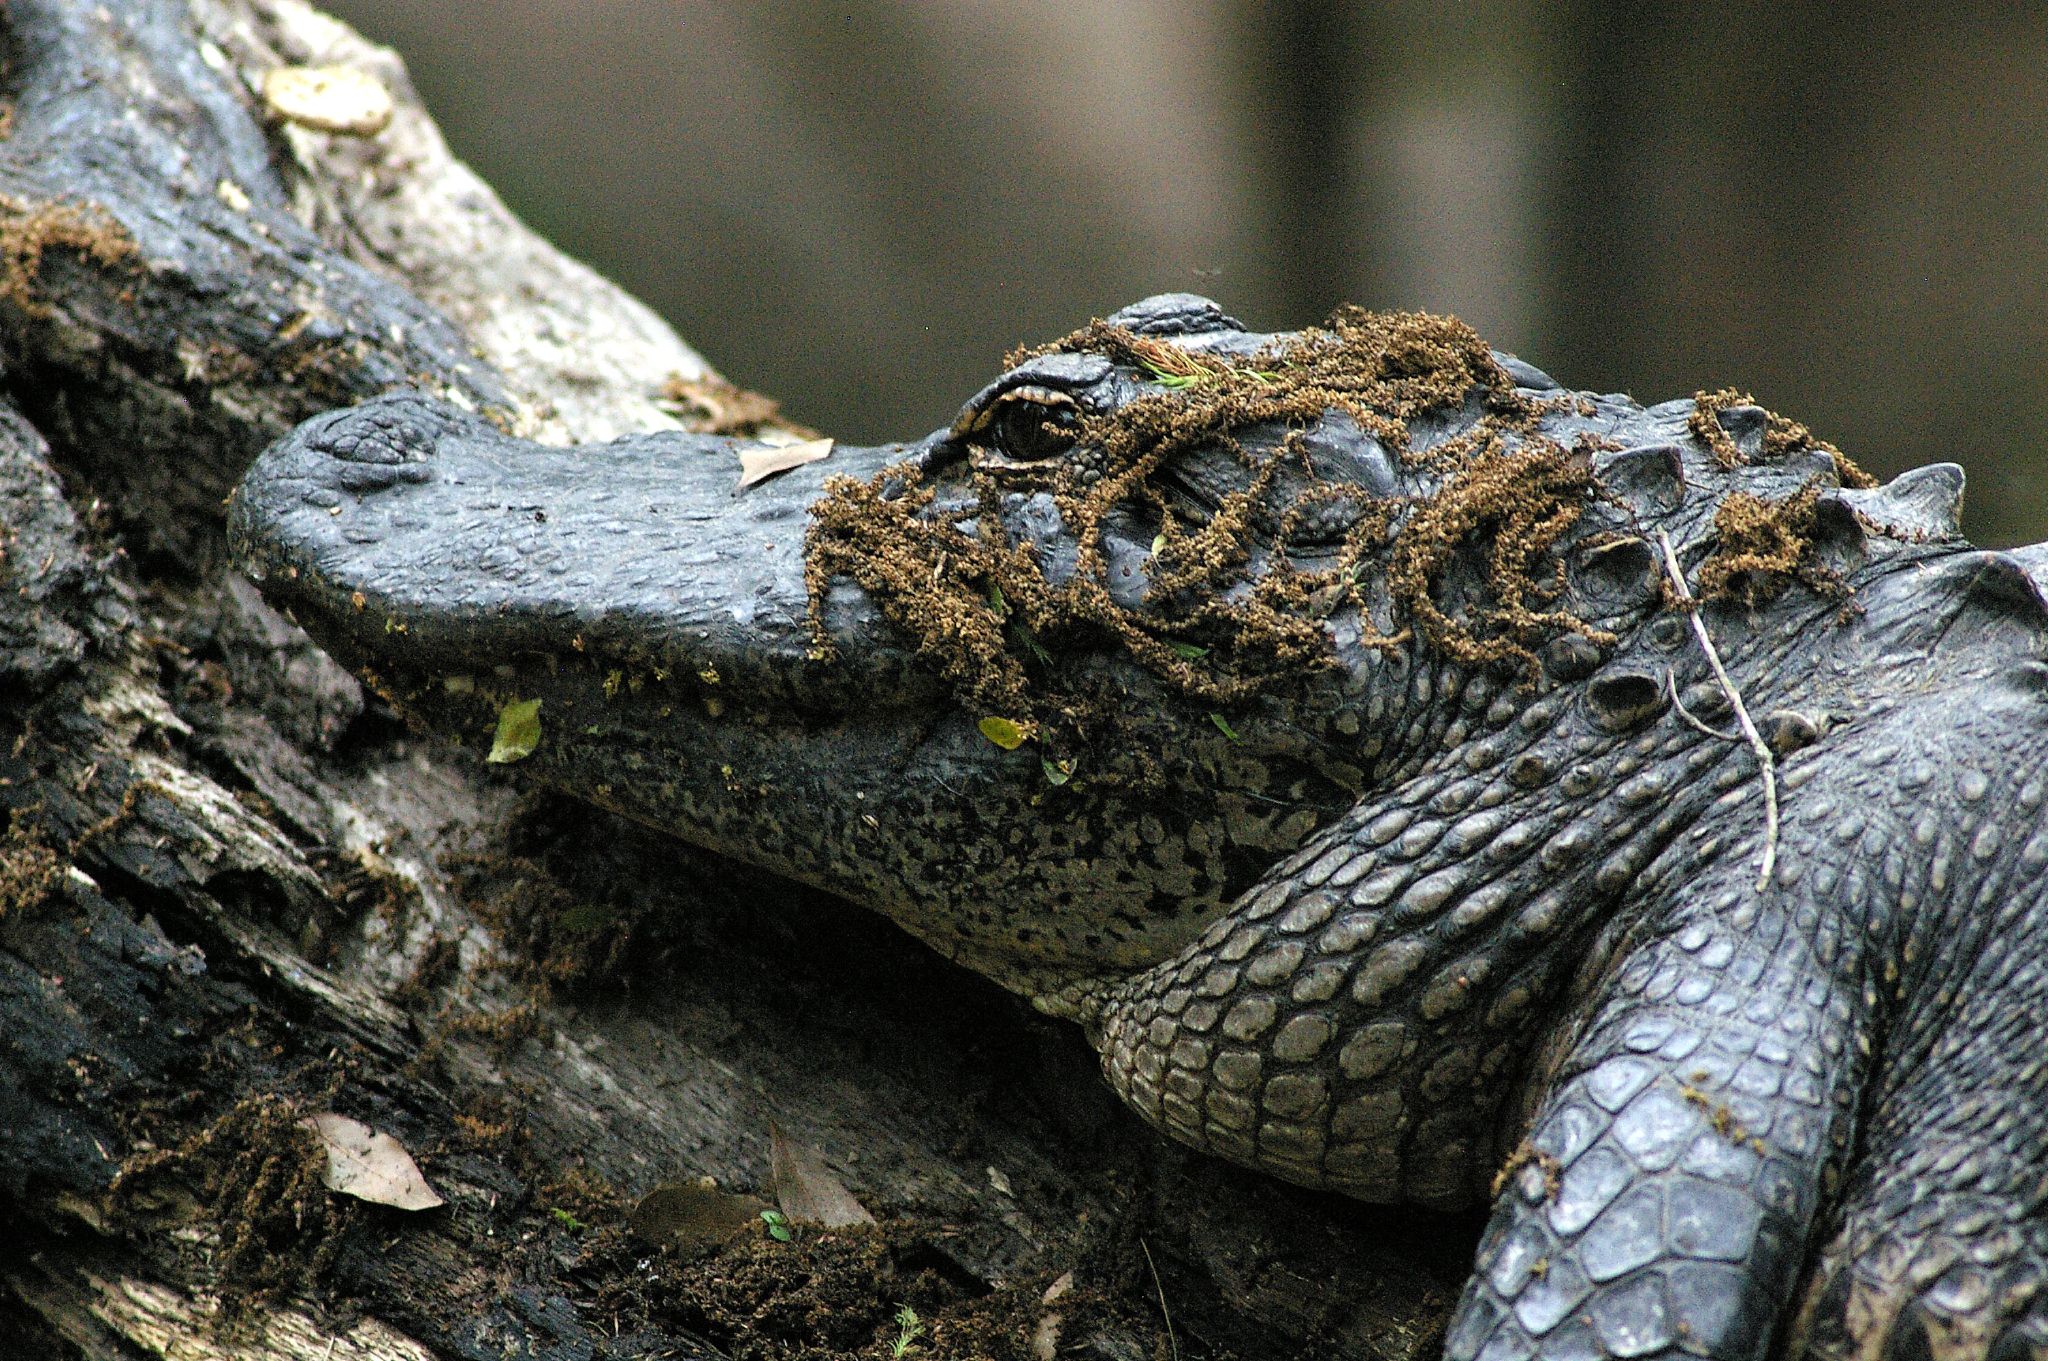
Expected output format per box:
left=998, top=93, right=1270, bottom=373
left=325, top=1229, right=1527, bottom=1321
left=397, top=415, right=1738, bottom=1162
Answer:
left=227, top=392, right=941, bottom=713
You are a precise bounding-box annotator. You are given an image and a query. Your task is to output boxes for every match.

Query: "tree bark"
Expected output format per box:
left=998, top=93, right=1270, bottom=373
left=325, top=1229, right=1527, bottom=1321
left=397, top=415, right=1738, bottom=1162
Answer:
left=0, top=2, right=1468, bottom=1356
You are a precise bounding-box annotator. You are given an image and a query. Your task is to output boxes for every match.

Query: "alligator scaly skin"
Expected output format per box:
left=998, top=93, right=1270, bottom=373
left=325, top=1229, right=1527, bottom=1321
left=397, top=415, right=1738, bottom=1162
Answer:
left=228, top=297, right=2048, bottom=1360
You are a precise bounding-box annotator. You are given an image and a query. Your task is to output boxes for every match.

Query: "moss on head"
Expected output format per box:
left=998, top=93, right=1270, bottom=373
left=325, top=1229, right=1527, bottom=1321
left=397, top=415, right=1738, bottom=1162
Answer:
left=1690, top=386, right=1877, bottom=490
left=803, top=307, right=1614, bottom=750
left=1694, top=481, right=1849, bottom=608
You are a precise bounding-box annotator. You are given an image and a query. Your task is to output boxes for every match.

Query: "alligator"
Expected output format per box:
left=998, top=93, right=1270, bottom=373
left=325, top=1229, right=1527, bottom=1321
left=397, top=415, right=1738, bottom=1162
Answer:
left=227, top=295, right=2048, bottom=1361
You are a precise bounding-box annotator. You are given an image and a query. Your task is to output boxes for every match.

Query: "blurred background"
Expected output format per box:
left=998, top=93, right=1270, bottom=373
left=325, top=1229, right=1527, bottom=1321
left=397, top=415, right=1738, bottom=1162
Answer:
left=324, top=1, right=2048, bottom=544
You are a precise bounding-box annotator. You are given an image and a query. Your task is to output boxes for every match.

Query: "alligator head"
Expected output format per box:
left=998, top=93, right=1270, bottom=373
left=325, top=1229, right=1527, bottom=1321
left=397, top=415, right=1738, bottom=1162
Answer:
left=225, top=294, right=1638, bottom=1008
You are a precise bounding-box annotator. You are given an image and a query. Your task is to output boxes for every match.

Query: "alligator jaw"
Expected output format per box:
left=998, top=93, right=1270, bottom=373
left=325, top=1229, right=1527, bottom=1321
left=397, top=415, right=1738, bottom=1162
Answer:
left=225, top=393, right=1279, bottom=998
left=224, top=394, right=1145, bottom=992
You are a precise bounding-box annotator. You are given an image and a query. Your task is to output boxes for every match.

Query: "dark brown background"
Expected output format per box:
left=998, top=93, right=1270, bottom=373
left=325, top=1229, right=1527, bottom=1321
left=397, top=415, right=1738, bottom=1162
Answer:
left=323, top=1, right=2048, bottom=544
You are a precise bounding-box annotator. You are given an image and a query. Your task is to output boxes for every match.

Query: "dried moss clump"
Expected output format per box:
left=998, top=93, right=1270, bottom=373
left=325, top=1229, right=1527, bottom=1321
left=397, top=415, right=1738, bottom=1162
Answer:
left=804, top=306, right=1609, bottom=745
left=112, top=1088, right=354, bottom=1314
left=0, top=812, right=65, bottom=918
left=1695, top=481, right=1846, bottom=607
left=0, top=197, right=139, bottom=318
left=659, top=373, right=817, bottom=439
left=1690, top=386, right=1878, bottom=489
left=1387, top=437, right=1608, bottom=669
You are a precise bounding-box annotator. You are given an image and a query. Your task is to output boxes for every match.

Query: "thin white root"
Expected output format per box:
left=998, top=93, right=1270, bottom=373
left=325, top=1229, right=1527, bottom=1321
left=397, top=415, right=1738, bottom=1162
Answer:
left=1654, top=530, right=1780, bottom=892
left=1665, top=669, right=1740, bottom=742
left=1139, top=1239, right=1180, bottom=1361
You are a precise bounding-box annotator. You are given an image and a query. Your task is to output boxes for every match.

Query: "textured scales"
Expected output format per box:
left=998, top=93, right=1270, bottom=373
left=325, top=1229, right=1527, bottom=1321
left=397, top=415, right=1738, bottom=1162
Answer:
left=226, top=296, right=2048, bottom=1361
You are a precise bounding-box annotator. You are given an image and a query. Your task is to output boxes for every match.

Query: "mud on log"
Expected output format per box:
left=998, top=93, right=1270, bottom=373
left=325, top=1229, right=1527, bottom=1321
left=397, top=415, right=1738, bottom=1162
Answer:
left=0, top=2, right=1466, bottom=1356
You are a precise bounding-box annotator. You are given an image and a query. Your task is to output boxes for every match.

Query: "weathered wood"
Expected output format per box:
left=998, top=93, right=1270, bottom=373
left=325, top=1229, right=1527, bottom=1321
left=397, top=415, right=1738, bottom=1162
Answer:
left=0, top=2, right=1469, bottom=1356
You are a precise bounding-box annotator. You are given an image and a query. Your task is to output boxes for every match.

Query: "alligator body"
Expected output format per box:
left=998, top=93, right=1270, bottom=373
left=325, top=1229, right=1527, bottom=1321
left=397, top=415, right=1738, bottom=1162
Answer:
left=228, top=296, right=2048, bottom=1360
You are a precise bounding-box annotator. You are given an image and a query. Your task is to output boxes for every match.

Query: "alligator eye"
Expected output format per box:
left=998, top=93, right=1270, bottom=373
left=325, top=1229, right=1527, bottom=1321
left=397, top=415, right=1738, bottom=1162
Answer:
left=988, top=397, right=1080, bottom=462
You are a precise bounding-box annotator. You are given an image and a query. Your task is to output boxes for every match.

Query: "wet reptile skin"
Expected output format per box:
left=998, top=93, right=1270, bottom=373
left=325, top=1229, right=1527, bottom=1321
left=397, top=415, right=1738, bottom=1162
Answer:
left=227, top=297, right=2048, bottom=1361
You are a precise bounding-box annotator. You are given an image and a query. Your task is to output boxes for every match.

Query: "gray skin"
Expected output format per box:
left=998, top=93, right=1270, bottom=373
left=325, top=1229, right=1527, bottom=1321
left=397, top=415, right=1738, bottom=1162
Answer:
left=227, top=295, right=2048, bottom=1361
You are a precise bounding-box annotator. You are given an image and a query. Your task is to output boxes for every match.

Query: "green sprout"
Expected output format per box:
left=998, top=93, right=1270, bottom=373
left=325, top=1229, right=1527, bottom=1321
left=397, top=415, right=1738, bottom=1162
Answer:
left=1142, top=363, right=1207, bottom=391
left=759, top=1209, right=793, bottom=1243
left=889, top=1304, right=926, bottom=1358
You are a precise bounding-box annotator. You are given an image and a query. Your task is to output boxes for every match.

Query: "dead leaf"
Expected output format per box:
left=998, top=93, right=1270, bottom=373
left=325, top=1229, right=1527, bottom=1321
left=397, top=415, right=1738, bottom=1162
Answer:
left=770, top=1124, right=876, bottom=1228
left=736, top=437, right=834, bottom=492
left=262, top=65, right=394, bottom=137
left=658, top=375, right=809, bottom=437
left=1031, top=1309, right=1063, bottom=1361
left=629, top=1179, right=771, bottom=1252
left=486, top=697, right=541, bottom=764
left=1034, top=1276, right=1073, bottom=1361
left=298, top=1113, right=443, bottom=1210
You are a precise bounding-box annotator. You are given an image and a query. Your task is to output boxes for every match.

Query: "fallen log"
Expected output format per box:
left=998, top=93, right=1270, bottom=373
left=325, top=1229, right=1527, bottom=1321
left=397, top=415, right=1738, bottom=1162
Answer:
left=0, top=2, right=1465, bottom=1355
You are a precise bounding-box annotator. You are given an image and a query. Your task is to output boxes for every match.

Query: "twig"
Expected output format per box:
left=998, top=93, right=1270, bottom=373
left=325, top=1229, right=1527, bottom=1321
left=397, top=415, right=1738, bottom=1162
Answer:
left=1139, top=1239, right=1180, bottom=1361
left=1665, top=669, right=1739, bottom=742
left=1654, top=530, right=1779, bottom=892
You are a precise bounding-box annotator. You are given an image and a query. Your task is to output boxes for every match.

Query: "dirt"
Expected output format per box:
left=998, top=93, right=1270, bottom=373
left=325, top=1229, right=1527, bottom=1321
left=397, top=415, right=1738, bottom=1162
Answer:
left=552, top=1212, right=1192, bottom=1361
left=110, top=1076, right=356, bottom=1317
